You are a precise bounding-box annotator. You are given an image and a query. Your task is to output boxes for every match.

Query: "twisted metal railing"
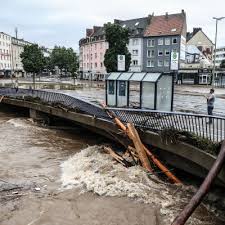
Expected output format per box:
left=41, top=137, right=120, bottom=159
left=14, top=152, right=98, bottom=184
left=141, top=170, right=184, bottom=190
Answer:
left=109, top=108, right=225, bottom=143
left=0, top=87, right=224, bottom=143
left=0, top=88, right=109, bottom=120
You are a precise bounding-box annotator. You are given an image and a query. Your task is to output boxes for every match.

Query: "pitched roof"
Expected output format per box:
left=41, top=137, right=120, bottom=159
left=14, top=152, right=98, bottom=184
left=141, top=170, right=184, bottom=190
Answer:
left=115, top=17, right=149, bottom=37
left=187, top=29, right=213, bottom=45
left=91, top=27, right=105, bottom=37
left=144, top=13, right=186, bottom=37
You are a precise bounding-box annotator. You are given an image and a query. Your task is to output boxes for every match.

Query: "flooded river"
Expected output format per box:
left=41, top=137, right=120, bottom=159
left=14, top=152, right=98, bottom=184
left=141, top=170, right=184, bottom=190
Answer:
left=0, top=107, right=224, bottom=225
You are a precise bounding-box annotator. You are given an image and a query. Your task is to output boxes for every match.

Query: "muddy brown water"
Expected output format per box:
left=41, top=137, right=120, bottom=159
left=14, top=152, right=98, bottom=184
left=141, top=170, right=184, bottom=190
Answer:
left=0, top=109, right=224, bottom=225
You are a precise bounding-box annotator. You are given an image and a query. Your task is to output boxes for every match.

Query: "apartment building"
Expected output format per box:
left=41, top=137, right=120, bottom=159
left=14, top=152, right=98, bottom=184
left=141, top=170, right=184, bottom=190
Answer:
left=185, top=28, right=213, bottom=68
left=0, top=32, right=12, bottom=76
left=143, top=10, right=187, bottom=72
left=79, top=26, right=108, bottom=80
left=114, top=17, right=150, bottom=72
left=215, top=46, right=225, bottom=68
left=11, top=37, right=32, bottom=77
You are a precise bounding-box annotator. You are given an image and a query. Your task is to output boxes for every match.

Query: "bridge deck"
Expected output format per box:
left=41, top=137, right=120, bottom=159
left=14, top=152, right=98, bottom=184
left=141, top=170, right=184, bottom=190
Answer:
left=0, top=87, right=224, bottom=143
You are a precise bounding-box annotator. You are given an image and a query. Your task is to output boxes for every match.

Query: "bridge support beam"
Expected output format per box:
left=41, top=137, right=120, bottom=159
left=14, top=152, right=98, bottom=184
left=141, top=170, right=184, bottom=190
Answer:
left=29, top=109, right=50, bottom=125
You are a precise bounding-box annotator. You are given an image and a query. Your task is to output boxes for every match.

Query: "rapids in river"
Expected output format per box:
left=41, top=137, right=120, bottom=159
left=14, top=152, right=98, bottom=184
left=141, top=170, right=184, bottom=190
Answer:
left=0, top=109, right=224, bottom=225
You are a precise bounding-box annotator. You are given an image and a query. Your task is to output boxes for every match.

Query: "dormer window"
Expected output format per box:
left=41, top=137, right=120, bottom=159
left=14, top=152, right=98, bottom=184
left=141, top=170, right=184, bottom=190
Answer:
left=135, top=22, right=139, bottom=26
left=171, top=28, right=177, bottom=32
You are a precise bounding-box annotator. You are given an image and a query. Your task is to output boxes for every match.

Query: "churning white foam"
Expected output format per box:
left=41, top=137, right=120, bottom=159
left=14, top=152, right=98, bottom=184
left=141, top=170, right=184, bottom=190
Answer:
left=6, top=118, right=45, bottom=130
left=60, top=145, right=211, bottom=224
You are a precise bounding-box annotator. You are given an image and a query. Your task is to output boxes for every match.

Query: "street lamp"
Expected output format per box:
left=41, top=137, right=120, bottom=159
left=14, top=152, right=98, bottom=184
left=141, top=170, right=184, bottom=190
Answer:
left=212, top=17, right=225, bottom=87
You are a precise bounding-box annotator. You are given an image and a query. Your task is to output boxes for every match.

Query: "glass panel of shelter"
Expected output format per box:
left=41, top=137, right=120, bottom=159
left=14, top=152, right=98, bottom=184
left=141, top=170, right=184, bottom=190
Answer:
left=107, top=72, right=121, bottom=106
left=128, top=72, right=146, bottom=108
left=117, top=73, right=133, bottom=107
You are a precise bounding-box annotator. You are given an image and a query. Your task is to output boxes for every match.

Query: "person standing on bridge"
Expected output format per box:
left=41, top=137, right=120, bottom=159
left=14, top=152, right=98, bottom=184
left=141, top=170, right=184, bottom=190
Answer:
left=205, top=88, right=215, bottom=124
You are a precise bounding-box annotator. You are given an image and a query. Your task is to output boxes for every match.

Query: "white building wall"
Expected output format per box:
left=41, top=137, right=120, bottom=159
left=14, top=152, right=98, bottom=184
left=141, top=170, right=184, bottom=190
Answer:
left=215, top=47, right=225, bottom=67
left=0, top=32, right=12, bottom=72
left=128, top=38, right=143, bottom=72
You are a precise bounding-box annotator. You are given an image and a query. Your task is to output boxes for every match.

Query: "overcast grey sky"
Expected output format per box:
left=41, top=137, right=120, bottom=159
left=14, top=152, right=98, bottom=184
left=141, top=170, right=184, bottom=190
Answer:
left=1, top=0, right=225, bottom=51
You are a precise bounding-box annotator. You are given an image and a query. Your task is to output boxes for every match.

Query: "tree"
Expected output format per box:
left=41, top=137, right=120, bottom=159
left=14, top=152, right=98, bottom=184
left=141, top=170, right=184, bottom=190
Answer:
left=104, top=23, right=131, bottom=73
left=220, top=60, right=225, bottom=69
left=50, top=46, right=79, bottom=77
left=20, top=44, right=46, bottom=89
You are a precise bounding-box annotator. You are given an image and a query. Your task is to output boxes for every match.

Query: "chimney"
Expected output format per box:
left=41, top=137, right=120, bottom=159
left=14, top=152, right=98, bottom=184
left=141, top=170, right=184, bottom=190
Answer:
left=93, top=26, right=101, bottom=33
left=114, top=19, right=121, bottom=24
left=193, top=27, right=202, bottom=35
left=165, top=12, right=169, bottom=19
left=86, top=28, right=93, bottom=37
left=181, top=9, right=185, bottom=15
left=147, top=13, right=154, bottom=24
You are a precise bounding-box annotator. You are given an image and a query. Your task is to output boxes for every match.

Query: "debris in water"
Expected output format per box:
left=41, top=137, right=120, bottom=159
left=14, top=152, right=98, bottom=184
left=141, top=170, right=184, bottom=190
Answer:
left=60, top=145, right=220, bottom=224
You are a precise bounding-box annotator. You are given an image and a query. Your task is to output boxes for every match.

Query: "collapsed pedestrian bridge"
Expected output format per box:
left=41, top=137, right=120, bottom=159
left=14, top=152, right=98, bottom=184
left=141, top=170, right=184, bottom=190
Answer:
left=0, top=87, right=225, bottom=186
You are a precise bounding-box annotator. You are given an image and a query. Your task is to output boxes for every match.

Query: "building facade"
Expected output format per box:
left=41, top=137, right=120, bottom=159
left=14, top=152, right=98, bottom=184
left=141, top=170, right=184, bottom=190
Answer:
left=0, top=32, right=12, bottom=76
left=79, top=26, right=108, bottom=80
left=215, top=46, right=225, bottom=68
left=11, top=37, right=32, bottom=77
left=143, top=11, right=187, bottom=73
left=115, top=17, right=149, bottom=72
left=184, top=28, right=213, bottom=69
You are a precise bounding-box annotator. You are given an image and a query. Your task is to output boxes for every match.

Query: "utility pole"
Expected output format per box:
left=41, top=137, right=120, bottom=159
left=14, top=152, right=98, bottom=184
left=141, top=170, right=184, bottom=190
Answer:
left=212, top=17, right=225, bottom=87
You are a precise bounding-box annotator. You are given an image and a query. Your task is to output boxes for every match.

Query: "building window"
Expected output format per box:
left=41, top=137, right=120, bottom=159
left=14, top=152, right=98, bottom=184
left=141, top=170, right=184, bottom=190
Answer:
left=158, top=60, right=163, bottom=67
left=147, top=60, right=154, bottom=67
left=165, top=38, right=170, bottom=45
left=133, top=60, right=138, bottom=66
left=158, top=50, right=163, bottom=56
left=172, top=38, right=178, bottom=44
left=132, top=39, right=139, bottom=45
left=165, top=49, right=170, bottom=56
left=147, top=39, right=155, bottom=47
left=132, top=50, right=138, bottom=55
left=100, top=62, right=103, bottom=68
left=164, top=60, right=170, bottom=67
left=95, top=63, right=97, bottom=68
left=147, top=50, right=155, bottom=58
left=158, top=38, right=163, bottom=45
left=95, top=53, right=97, bottom=58
left=95, top=44, right=97, bottom=50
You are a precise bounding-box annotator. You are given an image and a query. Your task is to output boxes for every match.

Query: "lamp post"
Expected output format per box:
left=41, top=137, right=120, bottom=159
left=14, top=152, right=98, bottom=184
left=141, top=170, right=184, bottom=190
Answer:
left=212, top=17, right=225, bottom=87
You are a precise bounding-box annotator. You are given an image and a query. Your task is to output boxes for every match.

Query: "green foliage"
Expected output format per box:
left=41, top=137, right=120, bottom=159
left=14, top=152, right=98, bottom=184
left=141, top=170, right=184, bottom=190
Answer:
left=20, top=44, right=45, bottom=74
left=220, top=59, right=225, bottom=69
left=160, top=127, right=221, bottom=156
left=104, top=23, right=131, bottom=73
left=50, top=46, right=79, bottom=75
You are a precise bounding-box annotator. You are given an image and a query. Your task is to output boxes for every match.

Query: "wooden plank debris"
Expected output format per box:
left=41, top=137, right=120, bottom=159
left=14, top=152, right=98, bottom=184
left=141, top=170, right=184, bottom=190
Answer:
left=100, top=103, right=182, bottom=184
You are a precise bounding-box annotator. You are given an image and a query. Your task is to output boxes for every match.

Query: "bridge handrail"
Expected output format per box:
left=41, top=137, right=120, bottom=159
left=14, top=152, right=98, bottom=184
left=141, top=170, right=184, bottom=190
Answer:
left=107, top=107, right=225, bottom=120
left=108, top=107, right=225, bottom=143
left=0, top=87, right=224, bottom=143
left=0, top=87, right=109, bottom=120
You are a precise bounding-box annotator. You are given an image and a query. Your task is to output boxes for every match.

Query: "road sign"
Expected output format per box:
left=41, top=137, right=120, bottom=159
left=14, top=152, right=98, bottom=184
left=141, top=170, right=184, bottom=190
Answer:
left=170, top=51, right=179, bottom=71
left=117, top=55, right=125, bottom=71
